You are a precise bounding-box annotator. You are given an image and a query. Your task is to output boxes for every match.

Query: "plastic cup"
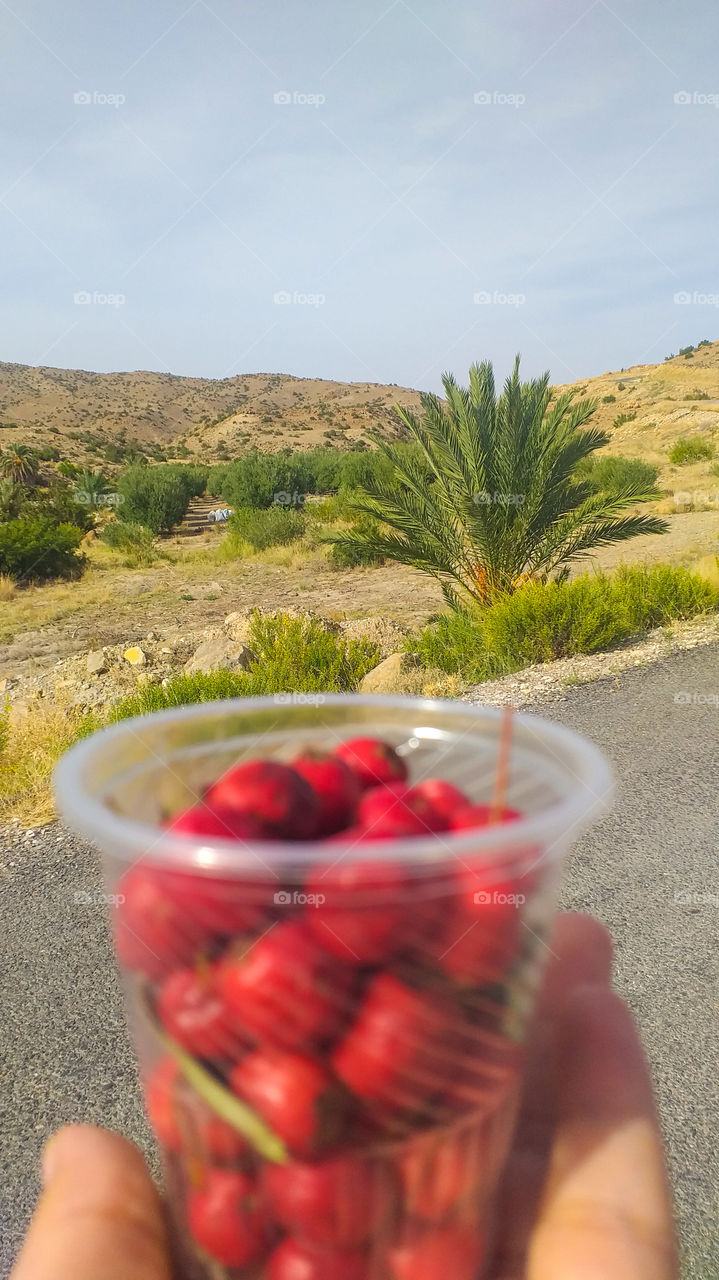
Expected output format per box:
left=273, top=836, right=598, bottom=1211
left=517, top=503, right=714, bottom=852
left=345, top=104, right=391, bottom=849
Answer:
left=54, top=694, right=612, bottom=1280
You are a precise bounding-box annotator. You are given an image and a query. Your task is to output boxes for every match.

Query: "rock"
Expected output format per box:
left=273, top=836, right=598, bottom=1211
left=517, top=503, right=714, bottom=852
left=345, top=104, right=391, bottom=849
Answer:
left=86, top=650, right=108, bottom=676
left=0, top=677, right=17, bottom=695
left=124, top=646, right=147, bottom=667
left=200, top=581, right=223, bottom=599
left=340, top=617, right=410, bottom=658
left=184, top=636, right=257, bottom=676
left=359, top=651, right=422, bottom=693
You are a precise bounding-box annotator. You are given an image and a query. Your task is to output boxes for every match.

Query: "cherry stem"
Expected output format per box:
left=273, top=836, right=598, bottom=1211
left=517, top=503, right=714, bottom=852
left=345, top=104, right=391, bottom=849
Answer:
left=489, top=707, right=513, bottom=823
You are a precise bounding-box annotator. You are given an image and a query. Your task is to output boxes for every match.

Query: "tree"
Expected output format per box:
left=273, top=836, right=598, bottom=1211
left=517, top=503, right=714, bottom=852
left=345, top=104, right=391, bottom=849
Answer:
left=328, top=358, right=668, bottom=610
left=76, top=468, right=111, bottom=503
left=0, top=444, right=39, bottom=485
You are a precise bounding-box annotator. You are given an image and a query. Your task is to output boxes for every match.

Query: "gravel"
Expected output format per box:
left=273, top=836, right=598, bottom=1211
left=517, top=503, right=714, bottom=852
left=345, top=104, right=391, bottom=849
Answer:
left=1, top=644, right=717, bottom=1278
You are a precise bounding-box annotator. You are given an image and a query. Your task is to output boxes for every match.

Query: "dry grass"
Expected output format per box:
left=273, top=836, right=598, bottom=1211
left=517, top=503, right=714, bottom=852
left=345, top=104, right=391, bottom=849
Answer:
left=0, top=695, right=100, bottom=827
left=0, top=574, right=16, bottom=601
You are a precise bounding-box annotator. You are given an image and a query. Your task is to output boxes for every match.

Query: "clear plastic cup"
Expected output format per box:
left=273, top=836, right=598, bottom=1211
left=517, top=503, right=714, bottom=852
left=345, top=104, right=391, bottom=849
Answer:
left=54, top=694, right=613, bottom=1280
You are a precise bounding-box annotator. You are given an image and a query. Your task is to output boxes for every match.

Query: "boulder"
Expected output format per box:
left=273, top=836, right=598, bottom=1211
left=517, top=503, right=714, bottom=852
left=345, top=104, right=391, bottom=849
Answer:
left=124, top=646, right=147, bottom=667
left=86, top=650, right=108, bottom=676
left=184, top=636, right=257, bottom=676
left=359, top=652, right=422, bottom=693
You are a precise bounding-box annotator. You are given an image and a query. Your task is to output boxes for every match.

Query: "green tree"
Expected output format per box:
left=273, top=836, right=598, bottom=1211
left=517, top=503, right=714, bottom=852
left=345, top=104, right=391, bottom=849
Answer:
left=0, top=444, right=39, bottom=485
left=328, top=358, right=668, bottom=609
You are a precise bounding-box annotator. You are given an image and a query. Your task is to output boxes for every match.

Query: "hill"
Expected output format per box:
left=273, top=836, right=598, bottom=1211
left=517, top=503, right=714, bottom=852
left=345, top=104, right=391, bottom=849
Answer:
left=1, top=341, right=718, bottom=504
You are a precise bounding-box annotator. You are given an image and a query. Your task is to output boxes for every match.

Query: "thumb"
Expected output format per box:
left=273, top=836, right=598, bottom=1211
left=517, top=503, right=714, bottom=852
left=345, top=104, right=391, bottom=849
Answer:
left=11, top=1125, right=172, bottom=1280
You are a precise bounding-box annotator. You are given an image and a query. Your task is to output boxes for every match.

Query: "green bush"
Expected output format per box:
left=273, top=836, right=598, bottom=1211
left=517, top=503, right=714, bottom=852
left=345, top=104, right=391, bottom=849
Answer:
left=327, top=515, right=386, bottom=567
left=601, top=394, right=616, bottom=404
left=669, top=437, right=716, bottom=465
left=100, top=521, right=157, bottom=566
left=0, top=519, right=85, bottom=582
left=576, top=455, right=659, bottom=498
left=117, top=464, right=208, bottom=533
left=410, top=565, right=719, bottom=681
left=210, top=445, right=427, bottom=511
left=109, top=612, right=379, bottom=719
left=613, top=411, right=637, bottom=427
left=226, top=506, right=306, bottom=551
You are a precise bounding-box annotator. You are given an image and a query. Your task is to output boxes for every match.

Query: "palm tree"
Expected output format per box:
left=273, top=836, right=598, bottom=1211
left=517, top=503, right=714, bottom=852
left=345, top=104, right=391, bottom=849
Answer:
left=77, top=468, right=111, bottom=503
left=0, top=444, right=38, bottom=485
left=329, top=358, right=668, bottom=610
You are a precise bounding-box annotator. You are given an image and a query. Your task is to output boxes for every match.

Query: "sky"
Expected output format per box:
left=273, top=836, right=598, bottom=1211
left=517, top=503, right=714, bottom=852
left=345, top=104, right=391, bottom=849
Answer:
left=1, top=0, right=718, bottom=393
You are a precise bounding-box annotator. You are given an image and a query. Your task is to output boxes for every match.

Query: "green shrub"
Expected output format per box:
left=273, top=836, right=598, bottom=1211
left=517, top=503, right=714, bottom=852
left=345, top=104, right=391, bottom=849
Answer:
left=226, top=506, right=306, bottom=551
left=576, top=455, right=659, bottom=498
left=616, top=382, right=626, bottom=390
left=0, top=519, right=85, bottom=582
left=669, top=436, right=716, bottom=465
left=613, top=411, right=637, bottom=427
left=685, top=389, right=709, bottom=401
left=211, top=445, right=427, bottom=511
left=117, top=464, right=207, bottom=533
left=410, top=565, right=719, bottom=681
left=100, top=521, right=157, bottom=566
left=601, top=394, right=616, bottom=404
left=109, top=612, right=379, bottom=718
left=327, top=516, right=386, bottom=567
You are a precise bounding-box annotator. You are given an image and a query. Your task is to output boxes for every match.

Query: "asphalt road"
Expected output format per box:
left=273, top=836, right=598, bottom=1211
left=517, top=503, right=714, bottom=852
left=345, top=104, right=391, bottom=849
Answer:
left=2, top=644, right=718, bottom=1278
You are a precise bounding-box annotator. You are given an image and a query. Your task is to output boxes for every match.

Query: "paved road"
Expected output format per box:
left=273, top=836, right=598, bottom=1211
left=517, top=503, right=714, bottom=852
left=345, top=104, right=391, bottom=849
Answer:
left=2, top=645, right=718, bottom=1278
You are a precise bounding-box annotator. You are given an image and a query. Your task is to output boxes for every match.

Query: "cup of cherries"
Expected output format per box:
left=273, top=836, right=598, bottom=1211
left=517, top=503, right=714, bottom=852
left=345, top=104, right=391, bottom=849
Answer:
left=55, top=695, right=613, bottom=1279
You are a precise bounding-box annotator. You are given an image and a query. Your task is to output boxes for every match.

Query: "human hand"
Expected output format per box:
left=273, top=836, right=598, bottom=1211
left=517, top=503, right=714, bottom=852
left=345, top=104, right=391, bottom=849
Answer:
left=11, top=913, right=677, bottom=1280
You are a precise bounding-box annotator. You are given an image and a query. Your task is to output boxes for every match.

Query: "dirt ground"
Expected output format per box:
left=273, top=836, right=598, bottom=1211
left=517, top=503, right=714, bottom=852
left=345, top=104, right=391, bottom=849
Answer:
left=1, top=511, right=717, bottom=683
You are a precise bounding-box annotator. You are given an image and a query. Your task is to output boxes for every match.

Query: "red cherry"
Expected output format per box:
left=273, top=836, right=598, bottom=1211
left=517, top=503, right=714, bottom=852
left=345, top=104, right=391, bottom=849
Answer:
left=205, top=760, right=318, bottom=838
left=267, top=1238, right=367, bottom=1280
left=437, top=875, right=522, bottom=986
left=450, top=803, right=523, bottom=830
left=113, top=866, right=207, bottom=978
left=331, top=973, right=454, bottom=1114
left=334, top=737, right=408, bottom=791
left=230, top=1048, right=343, bottom=1159
left=389, top=1224, right=484, bottom=1280
left=292, top=750, right=361, bottom=835
left=357, top=782, right=440, bottom=831
left=306, top=860, right=406, bottom=964
left=167, top=803, right=267, bottom=841
left=219, top=921, right=352, bottom=1051
left=399, top=1126, right=480, bottom=1222
left=145, top=1058, right=182, bottom=1151
left=405, top=779, right=470, bottom=828
left=263, top=1153, right=390, bottom=1249
left=156, top=965, right=237, bottom=1060
left=188, top=1169, right=266, bottom=1267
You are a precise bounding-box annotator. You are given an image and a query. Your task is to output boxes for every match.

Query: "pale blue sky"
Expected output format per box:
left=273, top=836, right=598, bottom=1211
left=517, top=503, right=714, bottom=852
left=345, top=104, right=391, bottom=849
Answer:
left=1, top=0, right=718, bottom=391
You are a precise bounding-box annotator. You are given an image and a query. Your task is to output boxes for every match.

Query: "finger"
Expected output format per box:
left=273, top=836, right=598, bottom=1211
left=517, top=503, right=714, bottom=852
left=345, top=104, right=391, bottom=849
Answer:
left=528, top=986, right=678, bottom=1280
left=491, top=915, right=613, bottom=1276
left=11, top=1125, right=172, bottom=1280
